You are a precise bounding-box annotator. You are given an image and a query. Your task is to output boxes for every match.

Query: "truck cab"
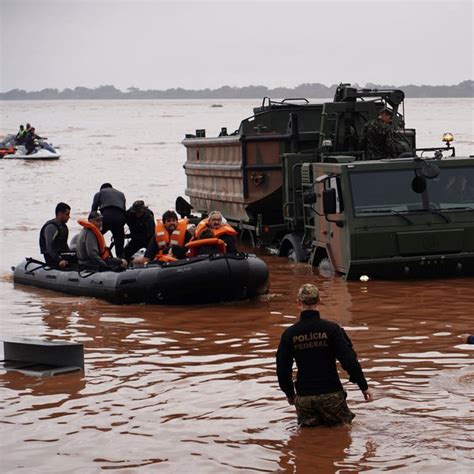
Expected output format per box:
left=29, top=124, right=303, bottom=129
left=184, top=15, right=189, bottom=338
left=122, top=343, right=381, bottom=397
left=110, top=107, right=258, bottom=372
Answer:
left=299, top=156, right=474, bottom=279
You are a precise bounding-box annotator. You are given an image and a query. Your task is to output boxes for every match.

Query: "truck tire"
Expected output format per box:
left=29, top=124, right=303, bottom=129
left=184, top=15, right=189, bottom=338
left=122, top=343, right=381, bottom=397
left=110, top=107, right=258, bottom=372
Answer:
left=310, top=247, right=335, bottom=274
left=278, top=233, right=308, bottom=262
left=318, top=257, right=335, bottom=274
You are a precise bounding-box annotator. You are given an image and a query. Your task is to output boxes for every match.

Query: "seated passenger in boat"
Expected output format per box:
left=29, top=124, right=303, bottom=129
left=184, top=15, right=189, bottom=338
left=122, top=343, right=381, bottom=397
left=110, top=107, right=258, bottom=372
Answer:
left=158, top=244, right=188, bottom=263
left=124, top=200, right=155, bottom=260
left=76, top=211, right=127, bottom=270
left=137, top=210, right=192, bottom=265
left=194, top=210, right=238, bottom=254
left=169, top=244, right=187, bottom=259
left=39, top=202, right=76, bottom=268
left=186, top=228, right=226, bottom=257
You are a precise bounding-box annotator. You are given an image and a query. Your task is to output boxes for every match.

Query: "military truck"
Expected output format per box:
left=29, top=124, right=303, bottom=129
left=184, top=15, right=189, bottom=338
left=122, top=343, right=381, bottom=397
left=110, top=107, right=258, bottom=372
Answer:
left=181, top=84, right=474, bottom=279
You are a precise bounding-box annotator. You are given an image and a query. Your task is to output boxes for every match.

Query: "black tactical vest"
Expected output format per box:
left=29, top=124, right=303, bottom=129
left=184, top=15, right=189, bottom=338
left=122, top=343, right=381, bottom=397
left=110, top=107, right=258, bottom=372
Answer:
left=39, top=219, right=69, bottom=254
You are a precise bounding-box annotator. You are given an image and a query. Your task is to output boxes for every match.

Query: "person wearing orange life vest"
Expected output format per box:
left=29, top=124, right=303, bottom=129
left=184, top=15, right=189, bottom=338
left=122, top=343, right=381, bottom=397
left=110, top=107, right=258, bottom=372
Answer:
left=186, top=227, right=226, bottom=257
left=140, top=210, right=192, bottom=264
left=194, top=210, right=238, bottom=254
left=76, top=211, right=127, bottom=270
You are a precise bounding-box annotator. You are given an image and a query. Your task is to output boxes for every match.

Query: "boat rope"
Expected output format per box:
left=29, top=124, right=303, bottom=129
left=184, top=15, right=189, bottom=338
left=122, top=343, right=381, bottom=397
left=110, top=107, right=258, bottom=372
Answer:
left=78, top=269, right=99, bottom=279
left=24, top=257, right=51, bottom=274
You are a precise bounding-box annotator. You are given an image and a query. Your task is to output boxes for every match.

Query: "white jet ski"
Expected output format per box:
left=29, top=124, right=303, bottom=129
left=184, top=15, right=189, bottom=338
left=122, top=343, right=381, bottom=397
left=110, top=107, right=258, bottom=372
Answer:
left=3, top=140, right=60, bottom=160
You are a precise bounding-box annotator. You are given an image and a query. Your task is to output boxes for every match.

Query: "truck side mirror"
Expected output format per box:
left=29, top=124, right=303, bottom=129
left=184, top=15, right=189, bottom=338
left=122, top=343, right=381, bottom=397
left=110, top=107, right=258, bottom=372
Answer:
left=323, top=188, right=337, bottom=214
left=421, top=163, right=440, bottom=179
left=303, top=191, right=317, bottom=204
left=412, top=176, right=426, bottom=194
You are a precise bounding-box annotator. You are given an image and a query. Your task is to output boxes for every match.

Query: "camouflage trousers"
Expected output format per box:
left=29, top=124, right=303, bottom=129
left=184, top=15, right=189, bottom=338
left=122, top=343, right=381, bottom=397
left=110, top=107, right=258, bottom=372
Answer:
left=295, top=390, right=355, bottom=427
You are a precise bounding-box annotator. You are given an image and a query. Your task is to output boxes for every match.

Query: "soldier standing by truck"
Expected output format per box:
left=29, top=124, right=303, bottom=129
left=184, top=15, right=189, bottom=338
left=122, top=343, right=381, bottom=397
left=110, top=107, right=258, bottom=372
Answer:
left=360, top=108, right=398, bottom=159
left=276, top=283, right=372, bottom=427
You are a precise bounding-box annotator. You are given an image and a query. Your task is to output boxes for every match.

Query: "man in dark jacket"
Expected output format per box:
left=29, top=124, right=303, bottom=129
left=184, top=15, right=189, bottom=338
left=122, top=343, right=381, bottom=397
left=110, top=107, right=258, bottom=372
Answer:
left=124, top=200, right=155, bottom=260
left=91, top=183, right=126, bottom=259
left=39, top=202, right=73, bottom=268
left=276, top=283, right=372, bottom=427
left=24, top=127, right=46, bottom=155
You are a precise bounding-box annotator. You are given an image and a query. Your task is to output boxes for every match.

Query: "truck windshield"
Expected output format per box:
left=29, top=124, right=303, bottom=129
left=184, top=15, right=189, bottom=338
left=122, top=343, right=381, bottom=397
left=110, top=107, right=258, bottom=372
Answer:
left=350, top=166, right=474, bottom=216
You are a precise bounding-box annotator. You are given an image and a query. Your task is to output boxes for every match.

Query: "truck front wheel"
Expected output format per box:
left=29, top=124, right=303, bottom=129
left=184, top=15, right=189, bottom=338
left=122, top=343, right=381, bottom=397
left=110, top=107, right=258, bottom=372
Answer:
left=310, top=247, right=335, bottom=274
left=318, top=257, right=335, bottom=274
left=278, top=233, right=308, bottom=263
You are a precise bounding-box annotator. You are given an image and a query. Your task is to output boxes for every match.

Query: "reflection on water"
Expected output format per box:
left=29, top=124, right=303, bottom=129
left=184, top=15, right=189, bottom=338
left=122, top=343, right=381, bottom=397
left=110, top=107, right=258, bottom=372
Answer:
left=271, top=423, right=352, bottom=472
left=1, top=100, right=473, bottom=471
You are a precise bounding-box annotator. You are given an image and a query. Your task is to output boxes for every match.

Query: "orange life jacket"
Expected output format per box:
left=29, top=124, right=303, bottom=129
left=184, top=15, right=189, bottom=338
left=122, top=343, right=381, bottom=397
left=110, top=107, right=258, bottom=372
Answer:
left=158, top=254, right=178, bottom=263
left=78, top=219, right=111, bottom=260
left=185, top=237, right=226, bottom=257
left=194, top=218, right=238, bottom=240
left=154, top=218, right=188, bottom=259
left=0, top=146, right=15, bottom=157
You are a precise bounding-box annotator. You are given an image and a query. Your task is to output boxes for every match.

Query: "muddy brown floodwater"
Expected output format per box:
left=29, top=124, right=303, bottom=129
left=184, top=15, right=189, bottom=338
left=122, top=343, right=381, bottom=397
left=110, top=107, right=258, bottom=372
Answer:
left=1, top=99, right=473, bottom=472
left=1, top=258, right=473, bottom=472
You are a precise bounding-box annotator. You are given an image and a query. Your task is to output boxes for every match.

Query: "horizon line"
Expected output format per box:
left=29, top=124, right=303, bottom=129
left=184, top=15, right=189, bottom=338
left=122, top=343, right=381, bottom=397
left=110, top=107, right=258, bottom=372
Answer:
left=2, top=79, right=473, bottom=95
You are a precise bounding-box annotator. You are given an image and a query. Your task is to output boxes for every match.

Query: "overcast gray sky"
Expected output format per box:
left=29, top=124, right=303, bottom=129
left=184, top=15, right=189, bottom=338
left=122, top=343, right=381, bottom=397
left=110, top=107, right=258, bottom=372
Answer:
left=1, top=0, right=472, bottom=92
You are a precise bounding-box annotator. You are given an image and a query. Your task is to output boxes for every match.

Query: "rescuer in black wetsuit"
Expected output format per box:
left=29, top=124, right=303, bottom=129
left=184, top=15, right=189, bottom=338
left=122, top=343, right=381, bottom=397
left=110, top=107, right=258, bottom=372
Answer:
left=91, top=183, right=127, bottom=259
left=39, top=202, right=74, bottom=268
left=276, top=283, right=372, bottom=426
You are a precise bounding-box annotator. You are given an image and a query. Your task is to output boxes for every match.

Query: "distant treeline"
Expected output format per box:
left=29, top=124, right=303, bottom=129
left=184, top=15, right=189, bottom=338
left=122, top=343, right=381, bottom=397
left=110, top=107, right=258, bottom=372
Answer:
left=1, top=81, right=472, bottom=100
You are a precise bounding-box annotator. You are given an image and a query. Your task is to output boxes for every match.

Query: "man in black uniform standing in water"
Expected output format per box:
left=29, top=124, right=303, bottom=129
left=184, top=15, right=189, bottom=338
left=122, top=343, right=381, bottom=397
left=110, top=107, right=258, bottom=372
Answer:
left=91, top=183, right=126, bottom=259
left=276, top=283, right=372, bottom=427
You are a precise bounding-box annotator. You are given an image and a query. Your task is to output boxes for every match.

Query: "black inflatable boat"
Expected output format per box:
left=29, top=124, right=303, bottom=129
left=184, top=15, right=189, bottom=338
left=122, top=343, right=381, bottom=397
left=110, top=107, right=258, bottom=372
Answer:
left=13, top=254, right=269, bottom=304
